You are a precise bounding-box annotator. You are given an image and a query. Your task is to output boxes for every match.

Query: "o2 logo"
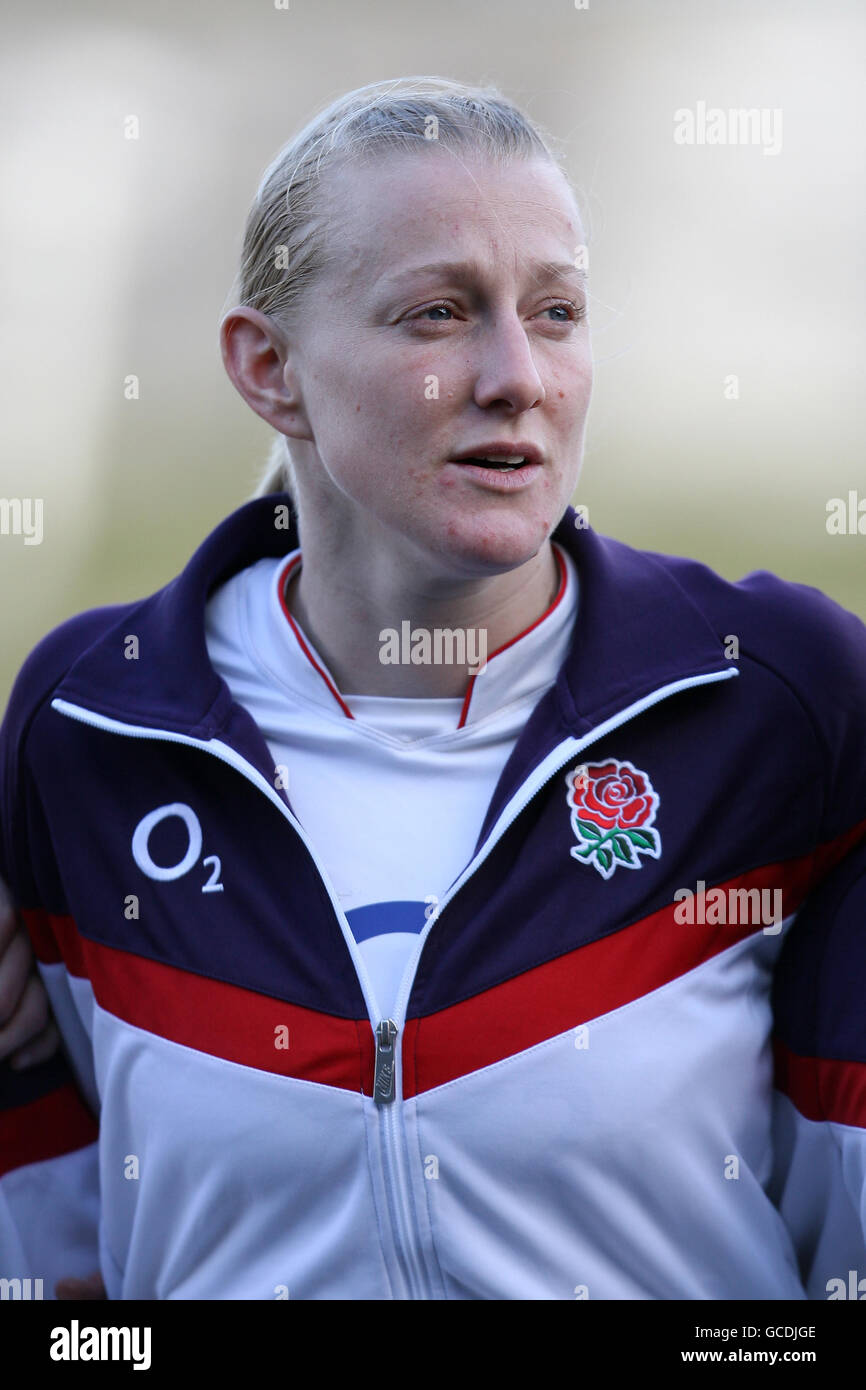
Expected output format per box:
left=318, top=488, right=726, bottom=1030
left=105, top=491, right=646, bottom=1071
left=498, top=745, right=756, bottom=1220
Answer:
left=131, top=802, right=223, bottom=892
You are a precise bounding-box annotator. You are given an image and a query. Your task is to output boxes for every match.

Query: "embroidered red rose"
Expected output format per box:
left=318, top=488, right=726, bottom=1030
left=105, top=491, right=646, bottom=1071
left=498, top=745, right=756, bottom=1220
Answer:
left=567, top=760, right=655, bottom=832
left=565, top=759, right=662, bottom=880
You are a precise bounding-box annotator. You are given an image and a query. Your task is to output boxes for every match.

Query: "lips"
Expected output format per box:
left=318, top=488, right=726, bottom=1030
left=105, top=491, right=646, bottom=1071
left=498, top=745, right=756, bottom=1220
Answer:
left=449, top=443, right=543, bottom=470
left=457, top=458, right=524, bottom=471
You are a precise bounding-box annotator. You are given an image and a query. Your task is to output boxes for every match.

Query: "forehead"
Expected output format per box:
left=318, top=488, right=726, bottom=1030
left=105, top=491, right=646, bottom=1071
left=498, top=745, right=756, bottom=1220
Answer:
left=318, top=150, right=584, bottom=291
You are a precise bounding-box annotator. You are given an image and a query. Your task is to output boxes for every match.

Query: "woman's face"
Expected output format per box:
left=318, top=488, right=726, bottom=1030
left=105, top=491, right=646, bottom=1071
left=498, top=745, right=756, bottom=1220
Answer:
left=285, top=149, right=593, bottom=577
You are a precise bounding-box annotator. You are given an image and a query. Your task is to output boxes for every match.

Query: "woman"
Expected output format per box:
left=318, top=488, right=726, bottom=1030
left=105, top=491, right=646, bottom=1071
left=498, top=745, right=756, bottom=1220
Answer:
left=1, top=76, right=865, bottom=1300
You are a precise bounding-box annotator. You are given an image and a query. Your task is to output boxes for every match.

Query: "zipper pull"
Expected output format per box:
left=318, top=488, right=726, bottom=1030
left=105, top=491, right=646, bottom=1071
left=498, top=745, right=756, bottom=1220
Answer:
left=373, top=1019, right=398, bottom=1104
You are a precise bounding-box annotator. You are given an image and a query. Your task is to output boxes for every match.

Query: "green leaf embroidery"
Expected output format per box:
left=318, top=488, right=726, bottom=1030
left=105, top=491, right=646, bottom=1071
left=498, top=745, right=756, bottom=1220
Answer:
left=625, top=828, right=658, bottom=852
left=576, top=818, right=603, bottom=840
left=611, top=834, right=637, bottom=865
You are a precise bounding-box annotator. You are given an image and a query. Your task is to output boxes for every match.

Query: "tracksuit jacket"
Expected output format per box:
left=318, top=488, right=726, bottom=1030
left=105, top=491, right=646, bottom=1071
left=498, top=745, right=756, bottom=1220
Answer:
left=1, top=494, right=866, bottom=1300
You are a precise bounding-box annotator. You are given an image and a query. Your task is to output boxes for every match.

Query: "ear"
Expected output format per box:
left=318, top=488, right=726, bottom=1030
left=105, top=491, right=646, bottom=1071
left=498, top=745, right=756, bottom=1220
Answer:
left=219, top=306, right=313, bottom=441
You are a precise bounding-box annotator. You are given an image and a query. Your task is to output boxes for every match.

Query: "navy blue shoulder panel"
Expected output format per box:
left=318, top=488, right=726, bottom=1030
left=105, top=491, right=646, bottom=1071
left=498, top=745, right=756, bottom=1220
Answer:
left=655, top=555, right=866, bottom=841
left=772, top=838, right=866, bottom=1065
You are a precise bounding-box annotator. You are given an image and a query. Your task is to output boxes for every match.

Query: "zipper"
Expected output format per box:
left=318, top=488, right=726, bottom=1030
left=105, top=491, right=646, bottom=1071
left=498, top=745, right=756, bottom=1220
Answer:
left=52, top=662, right=737, bottom=1301
left=373, top=666, right=739, bottom=1299
left=373, top=664, right=737, bottom=1300
left=373, top=1020, right=397, bottom=1102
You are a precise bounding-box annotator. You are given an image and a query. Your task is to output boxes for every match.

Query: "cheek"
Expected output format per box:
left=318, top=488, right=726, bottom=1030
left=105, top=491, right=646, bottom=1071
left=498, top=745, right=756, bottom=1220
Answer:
left=541, top=347, right=593, bottom=410
left=325, top=410, right=418, bottom=508
left=566, top=351, right=594, bottom=399
left=355, top=372, right=437, bottom=460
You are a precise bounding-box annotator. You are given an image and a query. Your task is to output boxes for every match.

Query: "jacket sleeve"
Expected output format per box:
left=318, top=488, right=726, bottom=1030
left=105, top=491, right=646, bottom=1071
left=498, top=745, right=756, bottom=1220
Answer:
left=0, top=647, right=101, bottom=1297
left=769, top=839, right=866, bottom=1298
left=748, top=572, right=866, bottom=870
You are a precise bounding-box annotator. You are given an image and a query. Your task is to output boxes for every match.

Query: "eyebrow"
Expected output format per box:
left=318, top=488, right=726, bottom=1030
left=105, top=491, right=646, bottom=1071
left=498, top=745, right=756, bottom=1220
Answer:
left=381, top=258, right=587, bottom=290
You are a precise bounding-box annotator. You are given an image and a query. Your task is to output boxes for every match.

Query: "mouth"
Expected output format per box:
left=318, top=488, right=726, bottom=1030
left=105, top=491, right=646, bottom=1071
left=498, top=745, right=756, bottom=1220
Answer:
left=447, top=444, right=543, bottom=472
left=451, top=455, right=527, bottom=472
left=443, top=451, right=543, bottom=494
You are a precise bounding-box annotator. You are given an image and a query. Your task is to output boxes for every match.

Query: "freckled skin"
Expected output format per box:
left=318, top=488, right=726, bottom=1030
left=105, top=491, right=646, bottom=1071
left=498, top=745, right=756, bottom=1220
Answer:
left=221, top=149, right=594, bottom=695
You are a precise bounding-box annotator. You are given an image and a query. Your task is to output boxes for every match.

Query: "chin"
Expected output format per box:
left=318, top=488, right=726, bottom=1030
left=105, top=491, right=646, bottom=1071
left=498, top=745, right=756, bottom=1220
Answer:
left=424, top=508, right=555, bottom=577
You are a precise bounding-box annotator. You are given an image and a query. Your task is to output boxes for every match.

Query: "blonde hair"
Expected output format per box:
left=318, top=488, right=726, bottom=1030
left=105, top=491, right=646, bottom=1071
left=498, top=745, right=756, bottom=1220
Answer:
left=226, top=76, right=576, bottom=500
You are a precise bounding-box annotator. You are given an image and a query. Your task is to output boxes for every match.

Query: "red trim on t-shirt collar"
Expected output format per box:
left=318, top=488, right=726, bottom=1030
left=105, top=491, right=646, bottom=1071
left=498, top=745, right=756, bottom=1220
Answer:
left=277, top=554, right=355, bottom=720
left=456, top=543, right=569, bottom=729
left=276, top=544, right=569, bottom=730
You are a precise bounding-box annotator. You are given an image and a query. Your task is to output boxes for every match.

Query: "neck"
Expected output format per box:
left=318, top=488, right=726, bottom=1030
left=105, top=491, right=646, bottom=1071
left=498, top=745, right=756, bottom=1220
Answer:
left=284, top=532, right=563, bottom=699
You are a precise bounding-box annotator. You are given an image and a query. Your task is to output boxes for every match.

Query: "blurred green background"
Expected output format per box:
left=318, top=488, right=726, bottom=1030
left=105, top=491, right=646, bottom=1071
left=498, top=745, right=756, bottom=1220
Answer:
left=1, top=0, right=863, bottom=706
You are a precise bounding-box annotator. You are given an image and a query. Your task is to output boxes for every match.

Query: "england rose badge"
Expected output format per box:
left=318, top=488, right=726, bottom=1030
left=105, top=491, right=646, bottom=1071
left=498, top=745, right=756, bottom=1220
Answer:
left=565, top=759, right=662, bottom=880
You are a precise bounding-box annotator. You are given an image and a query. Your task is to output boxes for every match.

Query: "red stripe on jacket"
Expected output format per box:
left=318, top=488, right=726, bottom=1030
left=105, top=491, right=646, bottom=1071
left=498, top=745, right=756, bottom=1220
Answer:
left=22, top=909, right=374, bottom=1094
left=19, top=814, right=866, bottom=1099
left=402, top=851, right=829, bottom=1098
left=0, top=1085, right=98, bottom=1178
left=773, top=1039, right=866, bottom=1129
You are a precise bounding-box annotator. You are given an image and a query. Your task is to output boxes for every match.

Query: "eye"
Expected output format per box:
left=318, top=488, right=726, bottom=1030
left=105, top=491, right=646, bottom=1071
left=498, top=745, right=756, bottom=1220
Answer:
left=406, top=299, right=586, bottom=327
left=544, top=300, right=587, bottom=324
left=411, top=301, right=454, bottom=322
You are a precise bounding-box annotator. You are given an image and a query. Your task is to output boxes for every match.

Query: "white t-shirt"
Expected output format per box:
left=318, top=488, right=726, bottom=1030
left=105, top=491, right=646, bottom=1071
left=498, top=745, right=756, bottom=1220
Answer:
left=204, top=543, right=578, bottom=1020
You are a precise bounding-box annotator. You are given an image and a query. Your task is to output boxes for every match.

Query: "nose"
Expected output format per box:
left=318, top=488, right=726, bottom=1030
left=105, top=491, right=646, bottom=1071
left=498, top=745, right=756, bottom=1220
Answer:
left=472, top=311, right=546, bottom=412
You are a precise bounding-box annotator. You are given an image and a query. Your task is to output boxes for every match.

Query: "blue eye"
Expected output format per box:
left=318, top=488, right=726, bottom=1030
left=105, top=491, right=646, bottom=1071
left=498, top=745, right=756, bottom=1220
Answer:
left=420, top=303, right=453, bottom=320
left=546, top=301, right=586, bottom=323
left=409, top=299, right=585, bottom=326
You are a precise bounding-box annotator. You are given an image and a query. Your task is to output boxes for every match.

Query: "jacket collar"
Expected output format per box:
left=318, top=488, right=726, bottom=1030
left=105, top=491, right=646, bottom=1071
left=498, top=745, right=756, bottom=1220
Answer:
left=55, top=494, right=730, bottom=739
